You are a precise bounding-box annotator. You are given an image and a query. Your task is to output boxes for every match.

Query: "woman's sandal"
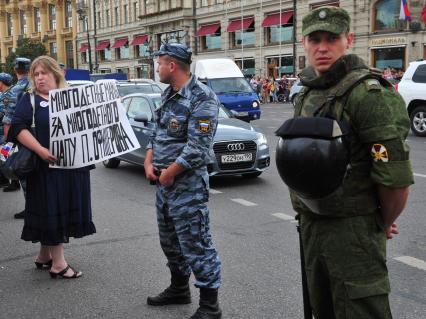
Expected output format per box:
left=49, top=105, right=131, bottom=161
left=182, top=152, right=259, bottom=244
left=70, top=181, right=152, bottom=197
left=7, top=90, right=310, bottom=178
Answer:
left=34, top=259, right=52, bottom=270
left=49, top=265, right=83, bottom=279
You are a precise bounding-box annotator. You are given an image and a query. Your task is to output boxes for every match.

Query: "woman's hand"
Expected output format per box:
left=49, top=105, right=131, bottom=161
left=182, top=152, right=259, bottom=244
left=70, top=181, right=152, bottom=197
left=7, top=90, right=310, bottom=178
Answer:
left=36, top=147, right=57, bottom=164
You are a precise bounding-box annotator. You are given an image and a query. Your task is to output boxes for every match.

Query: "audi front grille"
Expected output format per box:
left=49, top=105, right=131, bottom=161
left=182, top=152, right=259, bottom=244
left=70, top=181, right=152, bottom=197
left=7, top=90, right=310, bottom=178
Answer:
left=213, top=140, right=257, bottom=171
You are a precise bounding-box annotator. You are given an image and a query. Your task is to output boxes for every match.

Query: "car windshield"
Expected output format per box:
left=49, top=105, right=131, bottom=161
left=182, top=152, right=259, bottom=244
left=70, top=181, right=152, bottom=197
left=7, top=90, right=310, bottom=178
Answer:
left=218, top=105, right=231, bottom=119
left=209, top=78, right=253, bottom=94
left=117, top=84, right=161, bottom=96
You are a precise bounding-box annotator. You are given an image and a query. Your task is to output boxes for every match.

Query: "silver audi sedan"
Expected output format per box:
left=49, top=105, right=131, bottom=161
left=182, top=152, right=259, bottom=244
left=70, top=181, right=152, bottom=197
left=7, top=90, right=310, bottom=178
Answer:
left=103, top=93, right=270, bottom=178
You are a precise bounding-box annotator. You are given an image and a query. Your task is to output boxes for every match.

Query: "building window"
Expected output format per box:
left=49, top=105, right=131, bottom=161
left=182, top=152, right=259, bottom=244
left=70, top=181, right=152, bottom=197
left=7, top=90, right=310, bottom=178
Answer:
left=50, top=42, right=57, bottom=60
left=311, top=1, right=339, bottom=10
left=65, top=40, right=74, bottom=68
left=99, top=48, right=112, bottom=62
left=81, top=52, right=87, bottom=64
left=106, top=9, right=110, bottom=27
left=116, top=46, right=130, bottom=60
left=20, top=10, right=27, bottom=35
left=266, top=56, right=294, bottom=78
left=135, top=44, right=150, bottom=58
left=158, top=30, right=186, bottom=47
left=7, top=13, right=13, bottom=36
left=65, top=1, right=73, bottom=28
left=233, top=28, right=255, bottom=48
left=372, top=47, right=405, bottom=70
left=49, top=4, right=56, bottom=30
left=235, top=58, right=255, bottom=77
left=133, top=2, right=138, bottom=21
left=124, top=5, right=128, bottom=24
left=374, top=0, right=403, bottom=32
left=34, top=8, right=41, bottom=33
left=115, top=7, right=119, bottom=25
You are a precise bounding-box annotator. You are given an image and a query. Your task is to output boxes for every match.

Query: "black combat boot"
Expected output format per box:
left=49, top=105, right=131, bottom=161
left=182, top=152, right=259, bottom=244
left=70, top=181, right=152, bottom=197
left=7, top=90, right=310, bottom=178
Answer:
left=190, top=288, right=222, bottom=319
left=147, top=272, right=191, bottom=306
left=3, top=180, right=20, bottom=192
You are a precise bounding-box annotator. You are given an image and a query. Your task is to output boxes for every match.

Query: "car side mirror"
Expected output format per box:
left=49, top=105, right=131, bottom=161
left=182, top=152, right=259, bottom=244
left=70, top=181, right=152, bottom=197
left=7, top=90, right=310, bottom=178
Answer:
left=229, top=110, right=238, bottom=118
left=134, top=112, right=149, bottom=124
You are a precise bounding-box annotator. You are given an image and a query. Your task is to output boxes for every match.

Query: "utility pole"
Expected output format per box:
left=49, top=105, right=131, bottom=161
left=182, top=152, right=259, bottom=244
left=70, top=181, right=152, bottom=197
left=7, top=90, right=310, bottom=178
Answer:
left=92, top=0, right=98, bottom=73
left=292, top=0, right=297, bottom=76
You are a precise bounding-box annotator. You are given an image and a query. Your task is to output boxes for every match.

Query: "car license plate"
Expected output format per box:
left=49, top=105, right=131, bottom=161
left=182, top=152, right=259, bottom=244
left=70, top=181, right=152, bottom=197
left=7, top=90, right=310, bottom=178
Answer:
left=238, top=112, right=249, bottom=117
left=221, top=153, right=252, bottom=163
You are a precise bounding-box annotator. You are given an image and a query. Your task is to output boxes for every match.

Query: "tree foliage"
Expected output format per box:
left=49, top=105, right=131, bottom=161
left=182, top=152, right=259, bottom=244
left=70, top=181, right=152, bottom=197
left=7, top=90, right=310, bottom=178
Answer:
left=1, top=38, right=48, bottom=81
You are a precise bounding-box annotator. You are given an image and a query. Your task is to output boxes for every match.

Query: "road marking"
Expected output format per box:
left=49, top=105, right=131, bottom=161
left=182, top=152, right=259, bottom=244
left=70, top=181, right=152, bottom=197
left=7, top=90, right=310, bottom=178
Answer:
left=272, top=213, right=294, bottom=221
left=209, top=189, right=222, bottom=194
left=394, top=256, right=426, bottom=271
left=414, top=173, right=426, bottom=178
left=230, top=198, right=258, bottom=206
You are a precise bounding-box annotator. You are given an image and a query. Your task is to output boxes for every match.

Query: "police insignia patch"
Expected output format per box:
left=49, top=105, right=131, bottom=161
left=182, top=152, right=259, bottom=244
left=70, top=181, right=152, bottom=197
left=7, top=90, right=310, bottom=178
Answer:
left=198, top=119, right=211, bottom=133
left=371, top=144, right=389, bottom=162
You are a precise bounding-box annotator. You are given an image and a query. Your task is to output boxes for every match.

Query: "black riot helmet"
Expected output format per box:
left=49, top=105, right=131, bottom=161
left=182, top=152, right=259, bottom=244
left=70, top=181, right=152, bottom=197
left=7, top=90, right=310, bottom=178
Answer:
left=13, top=57, right=31, bottom=72
left=275, top=116, right=350, bottom=199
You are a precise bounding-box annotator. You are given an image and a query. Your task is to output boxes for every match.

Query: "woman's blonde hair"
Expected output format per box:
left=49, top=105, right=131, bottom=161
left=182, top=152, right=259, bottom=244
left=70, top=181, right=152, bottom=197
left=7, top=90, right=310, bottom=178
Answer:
left=29, top=55, right=67, bottom=93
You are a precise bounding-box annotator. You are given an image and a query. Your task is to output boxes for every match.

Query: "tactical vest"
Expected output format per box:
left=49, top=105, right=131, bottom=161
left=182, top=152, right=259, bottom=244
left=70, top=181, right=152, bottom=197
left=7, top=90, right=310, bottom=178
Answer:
left=281, top=69, right=391, bottom=217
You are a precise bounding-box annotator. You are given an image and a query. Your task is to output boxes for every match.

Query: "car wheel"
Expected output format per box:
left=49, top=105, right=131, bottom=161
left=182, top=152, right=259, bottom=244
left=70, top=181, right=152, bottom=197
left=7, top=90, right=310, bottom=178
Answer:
left=410, top=106, right=426, bottom=137
left=103, top=158, right=121, bottom=168
left=242, top=172, right=262, bottom=178
left=291, top=93, right=299, bottom=106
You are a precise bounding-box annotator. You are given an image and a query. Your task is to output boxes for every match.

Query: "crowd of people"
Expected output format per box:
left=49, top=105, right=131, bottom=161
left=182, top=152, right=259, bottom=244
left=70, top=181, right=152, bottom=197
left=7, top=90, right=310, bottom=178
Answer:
left=249, top=74, right=298, bottom=103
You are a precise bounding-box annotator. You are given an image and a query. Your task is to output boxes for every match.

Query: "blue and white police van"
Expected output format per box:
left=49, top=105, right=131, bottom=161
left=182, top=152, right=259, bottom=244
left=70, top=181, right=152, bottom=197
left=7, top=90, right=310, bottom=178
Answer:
left=193, top=58, right=261, bottom=121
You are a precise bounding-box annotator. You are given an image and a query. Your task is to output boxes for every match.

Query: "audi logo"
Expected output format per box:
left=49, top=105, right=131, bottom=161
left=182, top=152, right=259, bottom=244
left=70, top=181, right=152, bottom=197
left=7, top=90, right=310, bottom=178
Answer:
left=227, top=143, right=245, bottom=151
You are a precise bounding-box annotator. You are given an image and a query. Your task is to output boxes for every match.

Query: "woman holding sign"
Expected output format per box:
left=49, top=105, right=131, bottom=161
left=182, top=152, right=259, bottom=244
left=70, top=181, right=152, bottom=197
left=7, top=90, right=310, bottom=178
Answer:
left=8, top=56, right=96, bottom=279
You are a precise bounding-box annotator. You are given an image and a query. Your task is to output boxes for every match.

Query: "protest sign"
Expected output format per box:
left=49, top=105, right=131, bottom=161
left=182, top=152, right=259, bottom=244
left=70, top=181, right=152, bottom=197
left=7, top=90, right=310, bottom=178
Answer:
left=49, top=80, right=140, bottom=168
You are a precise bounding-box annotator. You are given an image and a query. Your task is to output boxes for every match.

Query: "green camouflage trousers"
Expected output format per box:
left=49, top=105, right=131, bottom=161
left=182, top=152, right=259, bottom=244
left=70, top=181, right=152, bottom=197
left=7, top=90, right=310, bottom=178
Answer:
left=300, top=213, right=392, bottom=319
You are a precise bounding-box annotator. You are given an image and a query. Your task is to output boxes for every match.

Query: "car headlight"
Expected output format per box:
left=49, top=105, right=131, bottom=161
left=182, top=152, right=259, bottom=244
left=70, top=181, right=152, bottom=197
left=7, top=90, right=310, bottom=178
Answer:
left=256, top=133, right=268, bottom=147
left=252, top=101, right=259, bottom=108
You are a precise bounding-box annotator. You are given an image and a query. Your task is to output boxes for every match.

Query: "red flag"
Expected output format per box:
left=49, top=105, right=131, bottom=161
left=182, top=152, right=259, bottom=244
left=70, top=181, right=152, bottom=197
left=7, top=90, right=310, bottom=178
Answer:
left=422, top=3, right=426, bottom=24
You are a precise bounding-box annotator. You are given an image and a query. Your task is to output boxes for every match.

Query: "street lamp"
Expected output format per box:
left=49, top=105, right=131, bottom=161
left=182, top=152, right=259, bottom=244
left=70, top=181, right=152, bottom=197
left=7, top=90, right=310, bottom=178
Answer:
left=77, top=6, right=93, bottom=73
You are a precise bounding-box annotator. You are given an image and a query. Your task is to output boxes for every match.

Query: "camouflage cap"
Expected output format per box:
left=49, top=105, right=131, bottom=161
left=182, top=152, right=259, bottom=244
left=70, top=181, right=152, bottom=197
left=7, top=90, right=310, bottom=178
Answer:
left=302, top=6, right=350, bottom=36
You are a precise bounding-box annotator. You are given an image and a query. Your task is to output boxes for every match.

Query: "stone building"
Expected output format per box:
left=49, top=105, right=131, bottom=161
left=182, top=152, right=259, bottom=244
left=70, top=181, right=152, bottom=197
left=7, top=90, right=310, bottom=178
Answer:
left=0, top=0, right=78, bottom=68
left=77, top=0, right=426, bottom=78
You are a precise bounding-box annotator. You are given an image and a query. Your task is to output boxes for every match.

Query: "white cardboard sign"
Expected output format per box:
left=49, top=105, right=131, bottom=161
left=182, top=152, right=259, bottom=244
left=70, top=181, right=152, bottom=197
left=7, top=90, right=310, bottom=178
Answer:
left=49, top=80, right=140, bottom=168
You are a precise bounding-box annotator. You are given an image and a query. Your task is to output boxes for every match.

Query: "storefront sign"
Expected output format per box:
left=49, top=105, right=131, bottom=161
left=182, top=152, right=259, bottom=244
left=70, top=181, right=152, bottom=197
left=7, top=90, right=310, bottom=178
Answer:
left=369, top=37, right=407, bottom=47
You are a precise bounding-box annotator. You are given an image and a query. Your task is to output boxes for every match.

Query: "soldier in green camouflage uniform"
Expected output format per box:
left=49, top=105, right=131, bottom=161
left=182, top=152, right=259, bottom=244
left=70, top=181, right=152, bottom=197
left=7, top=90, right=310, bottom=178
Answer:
left=290, top=7, right=414, bottom=319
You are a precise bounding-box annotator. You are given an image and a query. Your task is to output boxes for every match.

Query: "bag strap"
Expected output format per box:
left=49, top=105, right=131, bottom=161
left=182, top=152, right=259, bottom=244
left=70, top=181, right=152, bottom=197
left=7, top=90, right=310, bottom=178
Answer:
left=30, top=93, right=36, bottom=129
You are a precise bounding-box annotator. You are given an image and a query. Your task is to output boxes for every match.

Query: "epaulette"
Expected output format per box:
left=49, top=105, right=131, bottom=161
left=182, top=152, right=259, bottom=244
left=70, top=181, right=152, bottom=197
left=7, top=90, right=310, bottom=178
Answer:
left=369, top=67, right=383, bottom=77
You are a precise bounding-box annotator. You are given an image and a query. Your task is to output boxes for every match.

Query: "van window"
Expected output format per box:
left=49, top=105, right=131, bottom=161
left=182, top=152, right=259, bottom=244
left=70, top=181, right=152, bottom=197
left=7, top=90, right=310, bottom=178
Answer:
left=209, top=78, right=253, bottom=94
left=412, top=64, right=426, bottom=83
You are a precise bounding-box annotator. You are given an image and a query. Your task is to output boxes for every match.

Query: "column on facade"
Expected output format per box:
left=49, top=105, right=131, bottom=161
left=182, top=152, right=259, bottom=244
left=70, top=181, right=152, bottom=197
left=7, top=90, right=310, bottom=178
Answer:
left=55, top=1, right=65, bottom=64
left=0, top=13, right=7, bottom=63
left=39, top=3, right=48, bottom=40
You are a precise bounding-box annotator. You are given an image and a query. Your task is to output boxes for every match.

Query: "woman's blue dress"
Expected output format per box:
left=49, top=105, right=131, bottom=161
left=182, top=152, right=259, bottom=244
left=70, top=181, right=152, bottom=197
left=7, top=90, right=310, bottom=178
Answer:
left=10, top=93, right=96, bottom=245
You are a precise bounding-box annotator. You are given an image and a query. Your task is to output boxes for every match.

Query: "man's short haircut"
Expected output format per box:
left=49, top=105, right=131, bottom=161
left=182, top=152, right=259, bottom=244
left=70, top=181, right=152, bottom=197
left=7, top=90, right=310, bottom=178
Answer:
left=164, top=55, right=190, bottom=73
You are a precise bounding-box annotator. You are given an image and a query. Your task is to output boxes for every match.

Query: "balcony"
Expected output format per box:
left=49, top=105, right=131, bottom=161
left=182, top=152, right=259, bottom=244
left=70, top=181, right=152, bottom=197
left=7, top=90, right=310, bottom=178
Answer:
left=3, top=36, right=13, bottom=43
left=31, top=31, right=41, bottom=39
left=46, top=29, right=56, bottom=39
left=61, top=27, right=72, bottom=36
left=33, top=0, right=48, bottom=7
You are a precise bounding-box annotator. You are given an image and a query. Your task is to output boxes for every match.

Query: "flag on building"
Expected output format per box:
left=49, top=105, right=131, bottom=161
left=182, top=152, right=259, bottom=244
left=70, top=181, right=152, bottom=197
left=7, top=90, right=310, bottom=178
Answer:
left=399, top=0, right=412, bottom=21
left=421, top=2, right=426, bottom=24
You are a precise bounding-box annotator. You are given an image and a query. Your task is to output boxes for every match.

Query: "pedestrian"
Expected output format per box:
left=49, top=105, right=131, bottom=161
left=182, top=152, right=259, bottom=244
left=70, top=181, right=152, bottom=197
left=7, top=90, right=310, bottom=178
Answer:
left=8, top=55, right=96, bottom=278
left=276, top=6, right=413, bottom=319
left=144, top=43, right=222, bottom=319
left=0, top=72, right=13, bottom=188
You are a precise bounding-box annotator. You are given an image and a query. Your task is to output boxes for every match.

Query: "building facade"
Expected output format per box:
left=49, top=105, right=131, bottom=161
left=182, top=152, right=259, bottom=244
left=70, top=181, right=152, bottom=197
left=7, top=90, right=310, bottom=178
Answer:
left=0, top=0, right=78, bottom=68
left=78, top=0, right=426, bottom=78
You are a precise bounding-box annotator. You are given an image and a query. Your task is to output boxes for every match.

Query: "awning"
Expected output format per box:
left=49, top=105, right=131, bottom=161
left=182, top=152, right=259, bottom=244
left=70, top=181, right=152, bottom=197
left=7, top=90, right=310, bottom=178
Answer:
left=196, top=23, right=221, bottom=37
left=227, top=17, right=254, bottom=32
left=131, top=35, right=149, bottom=46
left=262, top=11, right=293, bottom=27
left=111, top=38, right=128, bottom=49
left=95, top=41, right=110, bottom=51
left=78, top=43, right=89, bottom=53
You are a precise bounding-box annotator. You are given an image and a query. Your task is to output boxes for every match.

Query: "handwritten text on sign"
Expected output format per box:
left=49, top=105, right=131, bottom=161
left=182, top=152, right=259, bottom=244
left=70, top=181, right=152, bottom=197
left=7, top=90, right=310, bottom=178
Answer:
left=49, top=81, right=140, bottom=168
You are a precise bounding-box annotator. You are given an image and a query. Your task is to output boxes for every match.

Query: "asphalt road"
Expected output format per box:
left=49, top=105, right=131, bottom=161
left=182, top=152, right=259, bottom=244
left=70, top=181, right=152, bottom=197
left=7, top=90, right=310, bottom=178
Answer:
left=1, top=102, right=425, bottom=319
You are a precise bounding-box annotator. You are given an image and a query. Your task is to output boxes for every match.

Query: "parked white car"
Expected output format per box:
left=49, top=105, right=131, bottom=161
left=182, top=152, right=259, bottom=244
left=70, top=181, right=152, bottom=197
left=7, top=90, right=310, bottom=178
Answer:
left=396, top=60, right=426, bottom=136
